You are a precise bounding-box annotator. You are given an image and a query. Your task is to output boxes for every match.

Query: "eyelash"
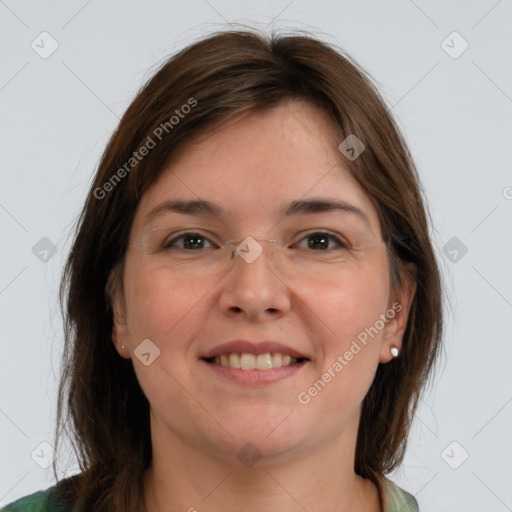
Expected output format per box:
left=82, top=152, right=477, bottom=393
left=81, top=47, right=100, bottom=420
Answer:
left=162, top=231, right=349, bottom=251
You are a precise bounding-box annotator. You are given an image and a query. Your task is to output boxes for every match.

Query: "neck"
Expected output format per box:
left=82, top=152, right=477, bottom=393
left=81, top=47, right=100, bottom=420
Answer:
left=143, top=415, right=381, bottom=512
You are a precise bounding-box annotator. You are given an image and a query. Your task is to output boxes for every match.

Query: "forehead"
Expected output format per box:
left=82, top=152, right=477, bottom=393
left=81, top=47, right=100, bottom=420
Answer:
left=132, top=101, right=380, bottom=233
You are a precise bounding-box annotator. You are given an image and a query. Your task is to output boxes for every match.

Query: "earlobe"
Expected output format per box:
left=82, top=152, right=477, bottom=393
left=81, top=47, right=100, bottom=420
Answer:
left=380, top=263, right=417, bottom=363
left=112, top=307, right=130, bottom=358
left=109, top=275, right=130, bottom=358
left=112, top=321, right=130, bottom=358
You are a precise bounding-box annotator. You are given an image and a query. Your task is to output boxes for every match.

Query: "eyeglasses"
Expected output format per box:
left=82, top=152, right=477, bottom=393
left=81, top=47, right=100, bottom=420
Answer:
left=127, top=225, right=387, bottom=280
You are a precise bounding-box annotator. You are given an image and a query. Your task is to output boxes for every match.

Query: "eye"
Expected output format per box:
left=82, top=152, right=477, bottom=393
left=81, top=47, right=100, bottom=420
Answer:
left=294, top=231, right=349, bottom=251
left=163, top=232, right=216, bottom=250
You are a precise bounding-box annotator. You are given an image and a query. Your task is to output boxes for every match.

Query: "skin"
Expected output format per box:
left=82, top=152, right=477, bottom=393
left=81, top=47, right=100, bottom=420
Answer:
left=111, top=100, right=416, bottom=512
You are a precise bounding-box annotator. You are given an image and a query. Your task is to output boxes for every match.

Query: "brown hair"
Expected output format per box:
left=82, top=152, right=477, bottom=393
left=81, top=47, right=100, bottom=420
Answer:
left=54, top=28, right=443, bottom=511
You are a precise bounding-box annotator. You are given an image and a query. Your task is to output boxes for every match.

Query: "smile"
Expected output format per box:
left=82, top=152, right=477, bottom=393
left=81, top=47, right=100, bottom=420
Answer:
left=204, top=352, right=307, bottom=370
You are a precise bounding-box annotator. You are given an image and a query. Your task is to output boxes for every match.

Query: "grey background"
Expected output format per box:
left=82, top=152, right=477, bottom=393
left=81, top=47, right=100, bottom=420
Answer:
left=1, top=1, right=511, bottom=511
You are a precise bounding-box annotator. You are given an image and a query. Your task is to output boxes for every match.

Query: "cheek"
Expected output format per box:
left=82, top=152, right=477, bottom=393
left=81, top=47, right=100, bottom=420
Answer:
left=299, top=255, right=390, bottom=407
left=296, top=284, right=389, bottom=426
left=123, top=262, right=206, bottom=347
left=303, top=256, right=391, bottom=344
left=123, top=266, right=203, bottom=401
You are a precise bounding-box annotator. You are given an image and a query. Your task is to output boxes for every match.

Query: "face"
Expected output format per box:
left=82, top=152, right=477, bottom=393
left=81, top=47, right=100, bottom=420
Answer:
left=112, top=101, right=414, bottom=466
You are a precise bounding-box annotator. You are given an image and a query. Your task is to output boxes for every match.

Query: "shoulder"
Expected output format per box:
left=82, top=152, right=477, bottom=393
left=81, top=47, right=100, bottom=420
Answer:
left=377, top=476, right=419, bottom=512
left=1, top=485, right=73, bottom=512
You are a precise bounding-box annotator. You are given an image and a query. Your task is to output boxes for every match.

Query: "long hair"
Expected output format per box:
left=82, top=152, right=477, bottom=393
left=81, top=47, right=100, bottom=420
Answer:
left=54, top=28, right=443, bottom=511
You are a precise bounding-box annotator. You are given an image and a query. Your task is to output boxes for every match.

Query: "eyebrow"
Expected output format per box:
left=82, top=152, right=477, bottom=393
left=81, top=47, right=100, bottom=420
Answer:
left=143, top=197, right=370, bottom=226
left=283, top=197, right=369, bottom=224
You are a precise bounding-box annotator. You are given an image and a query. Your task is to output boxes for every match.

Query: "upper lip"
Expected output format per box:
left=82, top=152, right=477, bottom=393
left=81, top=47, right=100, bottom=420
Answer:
left=202, top=340, right=310, bottom=360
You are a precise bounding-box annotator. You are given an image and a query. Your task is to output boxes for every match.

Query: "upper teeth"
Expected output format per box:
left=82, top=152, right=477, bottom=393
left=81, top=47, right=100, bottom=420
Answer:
left=213, top=353, right=299, bottom=370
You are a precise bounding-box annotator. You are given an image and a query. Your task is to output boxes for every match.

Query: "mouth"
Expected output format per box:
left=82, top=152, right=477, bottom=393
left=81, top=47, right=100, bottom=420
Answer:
left=200, top=340, right=311, bottom=384
left=202, top=352, right=309, bottom=370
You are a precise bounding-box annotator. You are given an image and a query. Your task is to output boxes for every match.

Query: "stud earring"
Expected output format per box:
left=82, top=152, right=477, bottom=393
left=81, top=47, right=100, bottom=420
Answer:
left=121, top=345, right=125, bottom=350
left=390, top=345, right=399, bottom=358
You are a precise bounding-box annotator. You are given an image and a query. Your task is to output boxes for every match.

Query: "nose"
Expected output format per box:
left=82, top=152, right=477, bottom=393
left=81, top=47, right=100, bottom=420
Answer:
left=218, top=240, right=292, bottom=321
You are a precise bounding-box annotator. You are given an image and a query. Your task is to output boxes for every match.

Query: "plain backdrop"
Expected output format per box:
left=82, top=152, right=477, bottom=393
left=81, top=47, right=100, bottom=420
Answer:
left=1, top=1, right=511, bottom=511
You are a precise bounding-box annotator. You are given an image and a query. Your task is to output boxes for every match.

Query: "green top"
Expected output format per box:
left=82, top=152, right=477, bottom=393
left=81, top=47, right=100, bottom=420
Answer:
left=379, top=477, right=419, bottom=511
left=1, top=488, right=68, bottom=512
left=1, top=476, right=418, bottom=511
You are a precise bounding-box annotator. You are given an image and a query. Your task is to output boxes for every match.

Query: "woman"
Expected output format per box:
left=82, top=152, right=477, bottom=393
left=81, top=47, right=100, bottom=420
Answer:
left=2, top=28, right=442, bottom=512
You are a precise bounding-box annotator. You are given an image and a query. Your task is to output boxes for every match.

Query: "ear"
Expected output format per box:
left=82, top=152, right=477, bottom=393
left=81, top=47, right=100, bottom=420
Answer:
left=112, top=297, right=131, bottom=359
left=107, top=265, right=131, bottom=359
left=379, top=263, right=417, bottom=363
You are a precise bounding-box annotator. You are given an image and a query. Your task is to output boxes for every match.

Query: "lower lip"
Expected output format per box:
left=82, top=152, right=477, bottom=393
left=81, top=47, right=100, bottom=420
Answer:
left=200, top=359, right=307, bottom=385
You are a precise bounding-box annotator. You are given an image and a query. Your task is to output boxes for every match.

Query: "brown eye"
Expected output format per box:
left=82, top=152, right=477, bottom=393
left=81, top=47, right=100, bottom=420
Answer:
left=295, top=231, right=348, bottom=251
left=163, top=232, right=215, bottom=250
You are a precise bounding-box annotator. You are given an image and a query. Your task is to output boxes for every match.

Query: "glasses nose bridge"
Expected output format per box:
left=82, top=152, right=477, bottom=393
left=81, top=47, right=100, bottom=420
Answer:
left=225, top=236, right=279, bottom=267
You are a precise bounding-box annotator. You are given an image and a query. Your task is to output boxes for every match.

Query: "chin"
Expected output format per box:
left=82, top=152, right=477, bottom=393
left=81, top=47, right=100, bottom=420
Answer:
left=204, top=412, right=311, bottom=464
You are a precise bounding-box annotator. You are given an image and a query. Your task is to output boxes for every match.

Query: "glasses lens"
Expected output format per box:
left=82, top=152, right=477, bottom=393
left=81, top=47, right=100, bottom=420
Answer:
left=129, top=228, right=385, bottom=279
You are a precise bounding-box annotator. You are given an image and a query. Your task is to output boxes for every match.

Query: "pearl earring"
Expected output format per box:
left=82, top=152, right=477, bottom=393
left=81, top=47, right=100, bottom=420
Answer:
left=121, top=345, right=125, bottom=350
left=390, top=345, right=399, bottom=358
